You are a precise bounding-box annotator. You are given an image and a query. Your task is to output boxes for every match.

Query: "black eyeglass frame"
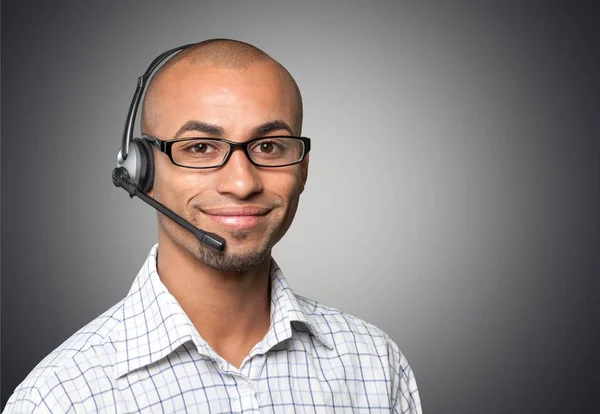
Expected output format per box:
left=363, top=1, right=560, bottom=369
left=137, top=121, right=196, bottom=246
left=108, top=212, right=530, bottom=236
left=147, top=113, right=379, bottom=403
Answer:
left=143, top=135, right=311, bottom=169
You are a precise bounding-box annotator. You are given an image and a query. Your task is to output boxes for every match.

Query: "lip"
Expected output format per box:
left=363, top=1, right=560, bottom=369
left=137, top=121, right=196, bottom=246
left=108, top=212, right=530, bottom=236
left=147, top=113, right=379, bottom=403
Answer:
left=202, top=206, right=271, bottom=216
left=201, top=206, right=271, bottom=230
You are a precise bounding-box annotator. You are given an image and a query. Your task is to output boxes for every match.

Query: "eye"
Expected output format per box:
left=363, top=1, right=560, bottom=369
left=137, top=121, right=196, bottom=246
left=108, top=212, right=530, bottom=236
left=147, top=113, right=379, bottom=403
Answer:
left=179, top=140, right=221, bottom=156
left=258, top=142, right=275, bottom=153
left=190, top=143, right=211, bottom=153
left=250, top=139, right=284, bottom=156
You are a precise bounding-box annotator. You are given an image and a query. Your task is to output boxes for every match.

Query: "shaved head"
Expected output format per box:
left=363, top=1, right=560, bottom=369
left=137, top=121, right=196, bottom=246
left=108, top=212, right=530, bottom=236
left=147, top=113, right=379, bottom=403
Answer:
left=141, top=38, right=303, bottom=135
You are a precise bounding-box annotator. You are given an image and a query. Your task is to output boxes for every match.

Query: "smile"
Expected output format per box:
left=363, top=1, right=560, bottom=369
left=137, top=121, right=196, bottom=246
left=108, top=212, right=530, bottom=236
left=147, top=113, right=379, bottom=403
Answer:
left=207, top=214, right=268, bottom=229
left=202, top=206, right=271, bottom=230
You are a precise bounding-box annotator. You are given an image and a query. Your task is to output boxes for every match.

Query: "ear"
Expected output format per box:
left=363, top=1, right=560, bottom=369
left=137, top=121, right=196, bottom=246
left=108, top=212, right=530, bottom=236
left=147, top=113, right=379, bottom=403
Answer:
left=299, top=153, right=309, bottom=194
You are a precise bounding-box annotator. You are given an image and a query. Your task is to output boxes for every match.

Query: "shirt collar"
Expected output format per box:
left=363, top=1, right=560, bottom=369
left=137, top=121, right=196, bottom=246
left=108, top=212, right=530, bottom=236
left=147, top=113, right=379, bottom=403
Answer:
left=256, top=259, right=334, bottom=356
left=112, top=244, right=332, bottom=379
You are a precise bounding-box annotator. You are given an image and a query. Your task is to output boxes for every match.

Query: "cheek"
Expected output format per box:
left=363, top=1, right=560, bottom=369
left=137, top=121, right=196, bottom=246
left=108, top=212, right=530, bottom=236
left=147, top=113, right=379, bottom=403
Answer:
left=268, top=169, right=304, bottom=213
left=152, top=156, right=210, bottom=204
left=270, top=172, right=303, bottom=241
left=152, top=154, right=174, bottom=199
left=268, top=166, right=302, bottom=192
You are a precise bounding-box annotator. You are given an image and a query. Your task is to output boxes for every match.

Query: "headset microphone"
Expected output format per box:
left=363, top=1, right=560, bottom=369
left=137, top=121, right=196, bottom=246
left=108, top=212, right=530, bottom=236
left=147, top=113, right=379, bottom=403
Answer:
left=112, top=43, right=226, bottom=252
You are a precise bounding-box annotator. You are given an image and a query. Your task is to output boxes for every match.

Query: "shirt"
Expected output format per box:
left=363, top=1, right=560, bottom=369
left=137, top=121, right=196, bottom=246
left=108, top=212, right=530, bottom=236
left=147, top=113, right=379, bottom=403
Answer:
left=4, top=244, right=422, bottom=413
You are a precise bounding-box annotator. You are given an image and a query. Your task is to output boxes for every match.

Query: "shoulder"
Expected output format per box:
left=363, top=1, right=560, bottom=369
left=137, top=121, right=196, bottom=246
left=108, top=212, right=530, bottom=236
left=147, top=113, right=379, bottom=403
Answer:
left=296, top=293, right=406, bottom=363
left=4, top=300, right=125, bottom=413
left=296, top=294, right=395, bottom=343
left=296, top=294, right=422, bottom=412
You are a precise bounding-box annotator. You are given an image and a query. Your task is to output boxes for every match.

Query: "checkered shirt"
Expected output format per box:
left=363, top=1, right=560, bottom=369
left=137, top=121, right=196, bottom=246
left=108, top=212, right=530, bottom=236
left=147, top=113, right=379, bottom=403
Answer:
left=4, top=244, right=421, bottom=413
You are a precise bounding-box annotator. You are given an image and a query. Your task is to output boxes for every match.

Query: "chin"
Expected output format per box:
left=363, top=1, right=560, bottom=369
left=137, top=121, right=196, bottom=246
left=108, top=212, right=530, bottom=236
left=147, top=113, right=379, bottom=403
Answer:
left=203, top=224, right=281, bottom=272
left=196, top=239, right=272, bottom=273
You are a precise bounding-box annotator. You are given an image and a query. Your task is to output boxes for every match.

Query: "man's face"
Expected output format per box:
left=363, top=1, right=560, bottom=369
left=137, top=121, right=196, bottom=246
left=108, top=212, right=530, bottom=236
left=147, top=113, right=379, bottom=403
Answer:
left=146, top=61, right=308, bottom=272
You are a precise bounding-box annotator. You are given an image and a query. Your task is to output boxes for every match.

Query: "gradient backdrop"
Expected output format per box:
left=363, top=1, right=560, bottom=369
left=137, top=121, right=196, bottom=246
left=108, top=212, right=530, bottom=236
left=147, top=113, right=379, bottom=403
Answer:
left=2, top=1, right=600, bottom=412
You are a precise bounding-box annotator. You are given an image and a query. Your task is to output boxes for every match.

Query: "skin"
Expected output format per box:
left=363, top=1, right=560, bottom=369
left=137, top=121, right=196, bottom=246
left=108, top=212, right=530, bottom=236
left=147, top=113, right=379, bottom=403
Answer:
left=143, top=57, right=308, bottom=368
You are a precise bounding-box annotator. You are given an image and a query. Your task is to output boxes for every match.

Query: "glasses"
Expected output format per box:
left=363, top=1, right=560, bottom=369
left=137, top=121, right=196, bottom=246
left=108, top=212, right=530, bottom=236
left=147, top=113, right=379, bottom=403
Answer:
left=143, top=135, right=311, bottom=169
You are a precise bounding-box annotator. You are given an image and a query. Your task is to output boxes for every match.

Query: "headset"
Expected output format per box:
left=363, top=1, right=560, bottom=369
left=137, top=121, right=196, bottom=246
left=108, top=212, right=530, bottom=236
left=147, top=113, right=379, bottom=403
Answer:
left=112, top=44, right=226, bottom=251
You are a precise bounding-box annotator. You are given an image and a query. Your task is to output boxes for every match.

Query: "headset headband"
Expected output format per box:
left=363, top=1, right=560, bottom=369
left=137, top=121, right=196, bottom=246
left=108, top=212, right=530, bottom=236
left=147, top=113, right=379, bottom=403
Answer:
left=118, top=43, right=195, bottom=162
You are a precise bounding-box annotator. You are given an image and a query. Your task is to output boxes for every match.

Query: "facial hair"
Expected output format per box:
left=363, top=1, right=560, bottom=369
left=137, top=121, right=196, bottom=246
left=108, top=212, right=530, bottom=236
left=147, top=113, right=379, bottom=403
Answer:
left=158, top=207, right=282, bottom=273
left=195, top=228, right=274, bottom=273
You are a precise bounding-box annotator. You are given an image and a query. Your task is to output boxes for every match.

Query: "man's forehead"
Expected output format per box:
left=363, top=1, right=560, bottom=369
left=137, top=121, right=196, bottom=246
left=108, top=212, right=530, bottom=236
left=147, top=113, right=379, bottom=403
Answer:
left=151, top=62, right=293, bottom=110
left=155, top=59, right=288, bottom=92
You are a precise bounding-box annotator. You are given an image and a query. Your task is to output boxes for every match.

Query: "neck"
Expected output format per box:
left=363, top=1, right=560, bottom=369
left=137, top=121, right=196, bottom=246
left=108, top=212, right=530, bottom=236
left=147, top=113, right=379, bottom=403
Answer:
left=156, top=233, right=272, bottom=367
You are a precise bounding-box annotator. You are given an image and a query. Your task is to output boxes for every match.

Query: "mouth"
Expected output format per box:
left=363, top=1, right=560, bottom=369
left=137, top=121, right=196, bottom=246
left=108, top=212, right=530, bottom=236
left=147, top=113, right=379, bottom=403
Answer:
left=201, top=206, right=271, bottom=230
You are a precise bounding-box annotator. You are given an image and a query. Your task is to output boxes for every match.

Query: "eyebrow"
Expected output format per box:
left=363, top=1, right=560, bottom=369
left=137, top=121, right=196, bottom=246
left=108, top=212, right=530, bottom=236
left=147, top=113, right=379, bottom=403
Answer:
left=172, top=119, right=294, bottom=139
left=173, top=121, right=225, bottom=138
left=251, top=120, right=294, bottom=136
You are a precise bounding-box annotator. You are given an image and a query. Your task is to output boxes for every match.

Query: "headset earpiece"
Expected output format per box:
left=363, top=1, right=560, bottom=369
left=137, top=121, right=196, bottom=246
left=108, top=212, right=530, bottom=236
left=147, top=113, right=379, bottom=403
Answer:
left=116, top=138, right=155, bottom=193
left=132, top=138, right=155, bottom=193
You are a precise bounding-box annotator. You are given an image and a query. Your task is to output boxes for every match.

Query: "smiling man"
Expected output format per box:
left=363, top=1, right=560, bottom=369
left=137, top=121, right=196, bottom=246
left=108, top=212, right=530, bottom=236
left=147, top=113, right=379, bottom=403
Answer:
left=4, top=39, right=421, bottom=413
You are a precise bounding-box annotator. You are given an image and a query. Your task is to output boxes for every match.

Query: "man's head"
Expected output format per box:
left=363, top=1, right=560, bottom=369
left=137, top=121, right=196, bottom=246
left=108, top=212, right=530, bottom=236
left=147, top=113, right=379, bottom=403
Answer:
left=141, top=39, right=308, bottom=273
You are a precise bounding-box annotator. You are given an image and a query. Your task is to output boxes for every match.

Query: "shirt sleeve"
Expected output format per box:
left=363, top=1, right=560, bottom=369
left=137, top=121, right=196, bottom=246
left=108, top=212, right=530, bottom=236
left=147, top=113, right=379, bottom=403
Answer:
left=392, top=360, right=422, bottom=414
left=388, top=337, right=422, bottom=414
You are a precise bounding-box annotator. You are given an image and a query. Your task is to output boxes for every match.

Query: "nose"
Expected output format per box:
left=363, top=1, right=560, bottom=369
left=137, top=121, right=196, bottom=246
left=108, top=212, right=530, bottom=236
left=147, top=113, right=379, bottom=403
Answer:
left=215, top=147, right=263, bottom=199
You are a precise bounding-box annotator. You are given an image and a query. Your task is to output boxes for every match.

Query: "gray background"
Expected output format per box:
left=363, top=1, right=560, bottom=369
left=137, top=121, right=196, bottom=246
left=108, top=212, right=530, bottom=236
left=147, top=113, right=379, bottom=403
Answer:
left=2, top=1, right=600, bottom=412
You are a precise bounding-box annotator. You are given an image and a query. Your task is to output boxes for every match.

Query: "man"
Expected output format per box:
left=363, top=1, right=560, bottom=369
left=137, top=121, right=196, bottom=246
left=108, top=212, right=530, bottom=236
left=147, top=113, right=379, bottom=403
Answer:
left=4, top=39, right=421, bottom=413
